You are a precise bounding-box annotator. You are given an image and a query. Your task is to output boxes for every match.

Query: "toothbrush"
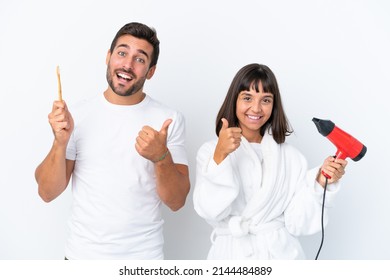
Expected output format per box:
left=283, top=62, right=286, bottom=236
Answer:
left=56, top=65, right=62, bottom=101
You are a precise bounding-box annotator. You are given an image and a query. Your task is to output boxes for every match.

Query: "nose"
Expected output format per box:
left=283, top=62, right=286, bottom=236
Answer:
left=251, top=102, right=262, bottom=113
left=122, top=57, right=134, bottom=71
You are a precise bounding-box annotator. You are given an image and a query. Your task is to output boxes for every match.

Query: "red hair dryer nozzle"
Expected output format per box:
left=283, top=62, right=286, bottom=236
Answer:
left=312, top=118, right=367, bottom=179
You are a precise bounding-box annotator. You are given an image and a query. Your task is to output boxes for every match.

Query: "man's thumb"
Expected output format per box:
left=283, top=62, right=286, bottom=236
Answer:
left=160, top=119, right=173, bottom=135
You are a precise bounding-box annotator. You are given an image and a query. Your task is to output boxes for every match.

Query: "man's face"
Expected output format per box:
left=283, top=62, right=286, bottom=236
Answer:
left=106, top=35, right=155, bottom=97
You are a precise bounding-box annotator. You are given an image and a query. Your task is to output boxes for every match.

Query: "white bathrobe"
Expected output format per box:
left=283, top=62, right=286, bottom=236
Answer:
left=193, top=130, right=339, bottom=259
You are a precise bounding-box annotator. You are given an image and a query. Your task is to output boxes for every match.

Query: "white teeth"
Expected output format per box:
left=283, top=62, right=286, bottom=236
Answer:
left=117, top=73, right=132, bottom=80
left=248, top=115, right=261, bottom=120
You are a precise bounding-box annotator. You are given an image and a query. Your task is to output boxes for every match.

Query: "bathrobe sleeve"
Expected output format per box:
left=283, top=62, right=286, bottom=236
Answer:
left=193, top=141, right=240, bottom=221
left=283, top=145, right=341, bottom=236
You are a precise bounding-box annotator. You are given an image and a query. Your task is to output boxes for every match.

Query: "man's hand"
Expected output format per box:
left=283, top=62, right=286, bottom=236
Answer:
left=135, top=119, right=172, bottom=162
left=48, top=100, right=74, bottom=146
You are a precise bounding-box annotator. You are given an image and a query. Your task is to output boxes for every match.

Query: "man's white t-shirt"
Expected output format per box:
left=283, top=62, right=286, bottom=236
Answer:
left=64, top=93, right=188, bottom=259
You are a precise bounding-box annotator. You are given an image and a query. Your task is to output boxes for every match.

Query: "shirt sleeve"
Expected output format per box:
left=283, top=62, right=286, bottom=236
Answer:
left=66, top=131, right=76, bottom=160
left=166, top=111, right=188, bottom=166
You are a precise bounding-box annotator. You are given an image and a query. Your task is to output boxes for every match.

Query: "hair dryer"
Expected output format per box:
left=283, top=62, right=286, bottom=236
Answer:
left=312, top=117, right=367, bottom=179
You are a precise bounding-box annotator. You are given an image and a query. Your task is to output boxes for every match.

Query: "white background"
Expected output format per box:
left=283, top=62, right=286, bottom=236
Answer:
left=0, top=0, right=389, bottom=260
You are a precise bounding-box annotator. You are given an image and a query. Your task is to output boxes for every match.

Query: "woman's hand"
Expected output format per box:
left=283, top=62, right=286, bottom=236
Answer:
left=213, top=118, right=242, bottom=164
left=316, top=156, right=348, bottom=187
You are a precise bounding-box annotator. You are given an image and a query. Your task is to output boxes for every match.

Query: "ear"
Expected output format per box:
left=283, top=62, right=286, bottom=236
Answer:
left=105, top=49, right=111, bottom=65
left=146, top=65, right=156, bottom=80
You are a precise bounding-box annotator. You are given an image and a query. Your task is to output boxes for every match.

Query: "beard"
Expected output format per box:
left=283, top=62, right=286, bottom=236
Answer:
left=106, top=66, right=147, bottom=97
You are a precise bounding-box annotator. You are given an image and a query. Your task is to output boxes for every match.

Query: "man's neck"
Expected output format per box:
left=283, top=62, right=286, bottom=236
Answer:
left=104, top=89, right=146, bottom=105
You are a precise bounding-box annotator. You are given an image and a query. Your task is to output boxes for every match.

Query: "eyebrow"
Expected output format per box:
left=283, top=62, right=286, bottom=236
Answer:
left=116, top=44, right=149, bottom=58
left=240, top=91, right=273, bottom=97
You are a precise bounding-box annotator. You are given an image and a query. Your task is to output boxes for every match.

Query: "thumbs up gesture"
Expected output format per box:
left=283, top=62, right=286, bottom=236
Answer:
left=135, top=119, right=172, bottom=162
left=213, top=118, right=242, bottom=164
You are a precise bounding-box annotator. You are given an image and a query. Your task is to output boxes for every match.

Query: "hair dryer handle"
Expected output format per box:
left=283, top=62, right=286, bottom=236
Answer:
left=321, top=150, right=347, bottom=179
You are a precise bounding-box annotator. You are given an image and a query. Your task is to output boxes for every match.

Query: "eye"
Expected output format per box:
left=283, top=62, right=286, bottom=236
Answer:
left=262, top=97, right=273, bottom=104
left=239, top=93, right=252, bottom=101
left=135, top=57, right=145, bottom=64
left=118, top=51, right=126, bottom=57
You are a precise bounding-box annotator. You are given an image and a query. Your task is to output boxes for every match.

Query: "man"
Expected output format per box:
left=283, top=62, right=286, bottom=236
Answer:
left=35, top=22, right=190, bottom=259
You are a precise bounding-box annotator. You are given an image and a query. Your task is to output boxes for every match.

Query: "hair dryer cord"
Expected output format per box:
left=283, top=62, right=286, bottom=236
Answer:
left=315, top=177, right=328, bottom=260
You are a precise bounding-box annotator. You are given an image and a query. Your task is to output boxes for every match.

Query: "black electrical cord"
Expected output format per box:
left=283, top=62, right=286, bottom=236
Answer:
left=315, top=176, right=328, bottom=260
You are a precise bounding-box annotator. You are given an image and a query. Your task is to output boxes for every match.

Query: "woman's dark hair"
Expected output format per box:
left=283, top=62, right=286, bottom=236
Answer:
left=215, top=63, right=293, bottom=144
left=110, top=22, right=160, bottom=68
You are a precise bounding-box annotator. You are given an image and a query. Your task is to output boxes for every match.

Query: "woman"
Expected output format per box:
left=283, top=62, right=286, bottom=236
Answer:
left=193, top=63, right=347, bottom=259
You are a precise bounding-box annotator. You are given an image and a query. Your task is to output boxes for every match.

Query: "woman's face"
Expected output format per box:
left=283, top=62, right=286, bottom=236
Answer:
left=236, top=81, right=273, bottom=142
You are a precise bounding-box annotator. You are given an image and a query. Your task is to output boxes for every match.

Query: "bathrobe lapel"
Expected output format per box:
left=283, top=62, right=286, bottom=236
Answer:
left=238, top=131, right=287, bottom=223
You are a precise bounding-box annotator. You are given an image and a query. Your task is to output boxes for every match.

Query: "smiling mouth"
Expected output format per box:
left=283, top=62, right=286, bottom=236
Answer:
left=247, top=115, right=262, bottom=120
left=117, top=72, right=133, bottom=82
